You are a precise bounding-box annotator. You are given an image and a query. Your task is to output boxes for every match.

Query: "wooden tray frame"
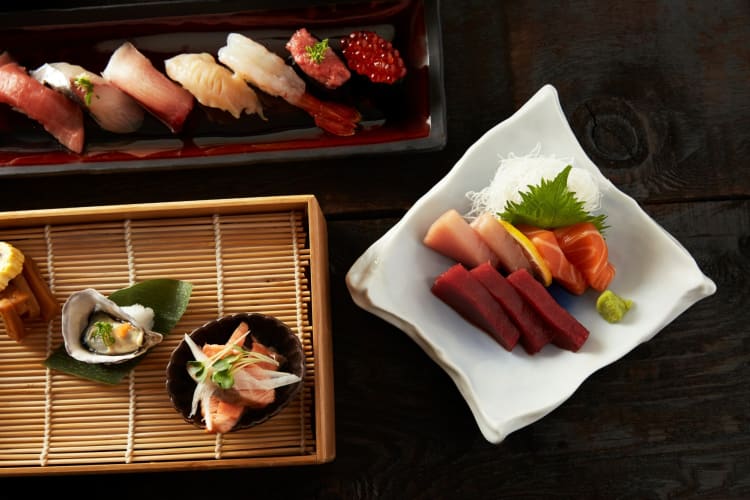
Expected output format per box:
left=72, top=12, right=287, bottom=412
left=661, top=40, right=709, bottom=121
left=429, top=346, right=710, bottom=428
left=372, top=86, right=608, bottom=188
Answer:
left=0, top=195, right=334, bottom=475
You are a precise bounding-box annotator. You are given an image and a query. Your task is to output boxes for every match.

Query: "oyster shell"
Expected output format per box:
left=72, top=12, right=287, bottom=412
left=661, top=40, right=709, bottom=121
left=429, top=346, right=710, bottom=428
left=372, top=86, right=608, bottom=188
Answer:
left=61, top=288, right=163, bottom=364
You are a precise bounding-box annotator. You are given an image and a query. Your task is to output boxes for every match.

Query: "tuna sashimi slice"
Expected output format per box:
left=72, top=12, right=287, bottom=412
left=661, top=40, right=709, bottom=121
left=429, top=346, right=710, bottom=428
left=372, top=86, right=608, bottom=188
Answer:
left=0, top=60, right=84, bottom=153
left=470, top=212, right=532, bottom=274
left=506, top=269, right=590, bottom=352
left=553, top=222, right=615, bottom=292
left=470, top=262, right=553, bottom=354
left=519, top=225, right=588, bottom=295
left=432, top=263, right=519, bottom=351
left=102, top=42, right=194, bottom=133
left=424, top=209, right=499, bottom=268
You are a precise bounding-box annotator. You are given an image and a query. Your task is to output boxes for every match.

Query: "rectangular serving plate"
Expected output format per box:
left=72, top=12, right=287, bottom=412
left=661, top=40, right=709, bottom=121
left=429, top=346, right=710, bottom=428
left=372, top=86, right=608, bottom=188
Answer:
left=0, top=0, right=445, bottom=177
left=0, top=195, right=334, bottom=475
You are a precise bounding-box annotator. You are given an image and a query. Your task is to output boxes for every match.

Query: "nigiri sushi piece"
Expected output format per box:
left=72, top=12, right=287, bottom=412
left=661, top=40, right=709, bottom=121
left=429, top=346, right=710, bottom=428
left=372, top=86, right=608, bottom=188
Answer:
left=164, top=52, right=265, bottom=120
left=218, top=32, right=360, bottom=136
left=0, top=53, right=84, bottom=153
left=286, top=28, right=351, bottom=89
left=102, top=42, right=194, bottom=133
left=31, top=62, right=144, bottom=134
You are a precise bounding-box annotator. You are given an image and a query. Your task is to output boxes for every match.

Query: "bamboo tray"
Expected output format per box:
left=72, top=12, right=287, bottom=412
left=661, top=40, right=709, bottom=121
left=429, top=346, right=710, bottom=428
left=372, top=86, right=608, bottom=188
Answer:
left=0, top=195, right=334, bottom=475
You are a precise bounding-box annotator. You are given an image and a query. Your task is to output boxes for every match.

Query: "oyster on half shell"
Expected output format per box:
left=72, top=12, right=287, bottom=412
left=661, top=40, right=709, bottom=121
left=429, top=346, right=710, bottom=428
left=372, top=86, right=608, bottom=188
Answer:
left=61, top=288, right=163, bottom=364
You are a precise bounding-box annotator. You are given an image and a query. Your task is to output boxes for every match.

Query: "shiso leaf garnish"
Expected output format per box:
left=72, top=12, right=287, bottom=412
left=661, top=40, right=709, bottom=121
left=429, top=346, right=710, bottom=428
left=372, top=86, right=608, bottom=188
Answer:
left=43, top=279, right=193, bottom=385
left=499, top=165, right=609, bottom=233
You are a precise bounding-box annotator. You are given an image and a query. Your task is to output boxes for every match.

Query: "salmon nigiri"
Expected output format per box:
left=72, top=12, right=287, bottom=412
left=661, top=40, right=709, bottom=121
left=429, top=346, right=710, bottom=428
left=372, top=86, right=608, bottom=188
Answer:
left=553, top=222, right=615, bottom=292
left=520, top=225, right=588, bottom=295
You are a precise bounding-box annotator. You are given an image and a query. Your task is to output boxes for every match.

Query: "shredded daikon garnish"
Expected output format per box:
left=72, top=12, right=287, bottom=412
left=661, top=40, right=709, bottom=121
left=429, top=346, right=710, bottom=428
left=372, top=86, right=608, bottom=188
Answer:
left=465, top=144, right=602, bottom=221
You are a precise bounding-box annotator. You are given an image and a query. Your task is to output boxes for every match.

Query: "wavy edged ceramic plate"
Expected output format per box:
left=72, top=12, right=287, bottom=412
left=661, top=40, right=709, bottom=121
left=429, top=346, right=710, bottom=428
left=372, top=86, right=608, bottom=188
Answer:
left=0, top=0, right=445, bottom=176
left=346, top=84, right=717, bottom=444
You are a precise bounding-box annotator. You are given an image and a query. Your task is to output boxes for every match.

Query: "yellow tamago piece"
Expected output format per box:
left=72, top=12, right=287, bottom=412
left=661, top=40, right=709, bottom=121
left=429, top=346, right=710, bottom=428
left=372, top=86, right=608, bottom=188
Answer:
left=0, top=242, right=25, bottom=292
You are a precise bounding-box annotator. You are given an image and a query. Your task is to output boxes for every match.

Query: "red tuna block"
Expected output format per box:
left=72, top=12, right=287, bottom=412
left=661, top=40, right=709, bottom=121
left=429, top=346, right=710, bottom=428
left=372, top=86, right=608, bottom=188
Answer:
left=470, top=262, right=553, bottom=354
left=431, top=263, right=520, bottom=351
left=506, top=268, right=590, bottom=352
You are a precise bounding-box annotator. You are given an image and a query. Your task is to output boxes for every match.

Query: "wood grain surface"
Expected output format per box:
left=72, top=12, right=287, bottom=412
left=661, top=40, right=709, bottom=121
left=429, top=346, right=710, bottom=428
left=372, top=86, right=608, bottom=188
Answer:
left=1, top=0, right=748, bottom=498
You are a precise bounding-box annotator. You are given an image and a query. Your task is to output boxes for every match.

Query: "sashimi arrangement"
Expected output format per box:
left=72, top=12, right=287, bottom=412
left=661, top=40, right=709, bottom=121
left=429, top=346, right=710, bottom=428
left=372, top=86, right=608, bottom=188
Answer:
left=0, top=28, right=407, bottom=154
left=423, top=150, right=633, bottom=355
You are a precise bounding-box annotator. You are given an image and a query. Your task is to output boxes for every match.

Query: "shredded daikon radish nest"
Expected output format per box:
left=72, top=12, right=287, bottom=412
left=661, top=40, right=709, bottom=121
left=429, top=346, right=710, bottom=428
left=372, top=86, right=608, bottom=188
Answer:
left=465, top=145, right=602, bottom=221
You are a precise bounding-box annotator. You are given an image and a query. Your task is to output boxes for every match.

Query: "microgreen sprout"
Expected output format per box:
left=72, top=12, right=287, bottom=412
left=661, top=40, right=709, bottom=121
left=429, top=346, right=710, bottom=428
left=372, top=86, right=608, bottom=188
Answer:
left=306, top=38, right=329, bottom=64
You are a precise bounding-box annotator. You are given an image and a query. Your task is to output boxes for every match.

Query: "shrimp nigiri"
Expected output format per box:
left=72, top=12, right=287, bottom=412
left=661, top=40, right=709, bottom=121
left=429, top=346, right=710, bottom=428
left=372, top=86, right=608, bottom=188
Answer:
left=164, top=52, right=265, bottom=120
left=31, top=62, right=144, bottom=134
left=217, top=33, right=360, bottom=136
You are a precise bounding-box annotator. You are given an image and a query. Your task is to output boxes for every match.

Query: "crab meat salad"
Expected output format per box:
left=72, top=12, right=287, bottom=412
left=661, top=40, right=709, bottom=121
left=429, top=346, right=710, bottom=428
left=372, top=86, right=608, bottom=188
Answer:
left=423, top=150, right=635, bottom=354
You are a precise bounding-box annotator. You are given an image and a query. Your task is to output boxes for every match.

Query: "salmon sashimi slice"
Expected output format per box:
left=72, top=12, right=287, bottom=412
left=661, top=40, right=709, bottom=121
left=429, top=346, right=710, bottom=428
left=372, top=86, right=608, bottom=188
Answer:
left=553, top=222, right=615, bottom=292
left=424, top=209, right=500, bottom=268
left=470, top=212, right=532, bottom=274
left=432, top=263, right=520, bottom=351
left=203, top=394, right=245, bottom=434
left=0, top=59, right=84, bottom=153
left=519, top=225, right=588, bottom=295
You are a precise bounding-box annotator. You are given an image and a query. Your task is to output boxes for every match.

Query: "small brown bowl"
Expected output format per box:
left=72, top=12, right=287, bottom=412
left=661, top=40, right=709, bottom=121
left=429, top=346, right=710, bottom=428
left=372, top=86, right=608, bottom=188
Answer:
left=166, top=312, right=305, bottom=432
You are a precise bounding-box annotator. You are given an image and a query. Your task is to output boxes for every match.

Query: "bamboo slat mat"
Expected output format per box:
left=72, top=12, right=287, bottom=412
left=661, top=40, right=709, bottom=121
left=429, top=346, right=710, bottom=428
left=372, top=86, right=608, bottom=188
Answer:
left=0, top=196, right=333, bottom=475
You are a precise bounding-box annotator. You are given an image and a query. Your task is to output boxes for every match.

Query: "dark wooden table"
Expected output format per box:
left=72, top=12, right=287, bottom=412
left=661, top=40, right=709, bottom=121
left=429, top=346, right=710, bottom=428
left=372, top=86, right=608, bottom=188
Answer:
left=2, top=1, right=749, bottom=498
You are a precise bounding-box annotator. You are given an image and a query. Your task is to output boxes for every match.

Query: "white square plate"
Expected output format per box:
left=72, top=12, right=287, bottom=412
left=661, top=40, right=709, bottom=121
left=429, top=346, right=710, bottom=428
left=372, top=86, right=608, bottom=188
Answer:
left=346, top=84, right=717, bottom=443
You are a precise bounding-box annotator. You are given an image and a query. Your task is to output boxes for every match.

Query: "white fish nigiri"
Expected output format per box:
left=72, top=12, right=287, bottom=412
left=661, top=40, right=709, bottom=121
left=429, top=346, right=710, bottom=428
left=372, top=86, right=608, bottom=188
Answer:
left=164, top=52, right=264, bottom=120
left=218, top=32, right=306, bottom=104
left=102, top=42, right=194, bottom=134
left=31, top=62, right=144, bottom=134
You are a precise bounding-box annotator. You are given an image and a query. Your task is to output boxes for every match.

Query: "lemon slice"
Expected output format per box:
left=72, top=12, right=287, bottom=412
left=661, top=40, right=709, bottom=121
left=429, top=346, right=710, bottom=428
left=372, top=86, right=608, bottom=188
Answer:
left=0, top=242, right=25, bottom=292
left=497, top=220, right=552, bottom=286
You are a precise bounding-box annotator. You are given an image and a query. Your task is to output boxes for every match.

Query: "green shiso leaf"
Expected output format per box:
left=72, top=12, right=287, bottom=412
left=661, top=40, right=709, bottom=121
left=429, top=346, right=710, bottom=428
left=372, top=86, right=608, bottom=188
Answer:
left=499, top=165, right=609, bottom=233
left=43, top=279, right=193, bottom=385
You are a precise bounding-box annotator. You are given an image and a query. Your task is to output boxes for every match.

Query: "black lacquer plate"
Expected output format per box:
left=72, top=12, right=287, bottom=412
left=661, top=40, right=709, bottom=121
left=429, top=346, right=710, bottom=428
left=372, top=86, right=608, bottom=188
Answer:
left=0, top=0, right=445, bottom=176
